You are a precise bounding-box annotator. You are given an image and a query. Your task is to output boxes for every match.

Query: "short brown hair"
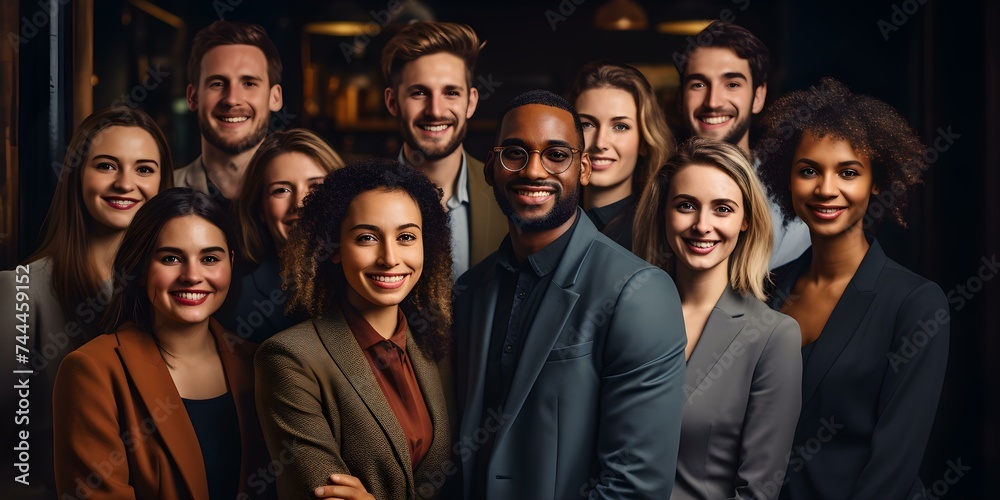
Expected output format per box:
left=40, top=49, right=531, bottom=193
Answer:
left=187, top=20, right=282, bottom=87
left=381, top=21, right=482, bottom=88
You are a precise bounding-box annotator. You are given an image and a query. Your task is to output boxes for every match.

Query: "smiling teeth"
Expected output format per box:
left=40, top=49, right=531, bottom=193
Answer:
left=220, top=116, right=249, bottom=123
left=689, top=241, right=717, bottom=248
left=517, top=190, right=550, bottom=197
left=174, top=292, right=207, bottom=300
left=592, top=159, right=615, bottom=165
left=420, top=124, right=448, bottom=131
left=370, top=275, right=404, bottom=283
left=702, top=116, right=731, bottom=125
left=107, top=199, right=136, bottom=207
left=815, top=208, right=841, bottom=213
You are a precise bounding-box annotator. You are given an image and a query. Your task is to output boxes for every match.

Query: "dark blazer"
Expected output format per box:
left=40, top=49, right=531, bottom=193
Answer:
left=674, top=286, right=802, bottom=500
left=254, top=309, right=453, bottom=500
left=217, top=252, right=306, bottom=344
left=770, top=238, right=949, bottom=500
left=453, top=211, right=688, bottom=499
left=52, top=319, right=271, bottom=500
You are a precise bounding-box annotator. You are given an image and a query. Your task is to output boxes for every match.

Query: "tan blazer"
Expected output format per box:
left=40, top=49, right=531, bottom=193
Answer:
left=254, top=308, right=454, bottom=500
left=466, top=155, right=508, bottom=265
left=52, top=319, right=271, bottom=500
left=172, top=157, right=209, bottom=194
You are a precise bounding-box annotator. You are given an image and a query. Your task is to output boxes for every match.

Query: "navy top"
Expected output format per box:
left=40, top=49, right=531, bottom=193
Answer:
left=183, top=392, right=241, bottom=500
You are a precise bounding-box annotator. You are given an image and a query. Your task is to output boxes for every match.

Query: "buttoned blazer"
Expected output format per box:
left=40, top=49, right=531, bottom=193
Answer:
left=770, top=238, right=949, bottom=500
left=51, top=319, right=271, bottom=500
left=452, top=211, right=688, bottom=499
left=673, top=286, right=802, bottom=500
left=466, top=155, right=508, bottom=266
left=1, top=258, right=87, bottom=500
left=254, top=308, right=454, bottom=500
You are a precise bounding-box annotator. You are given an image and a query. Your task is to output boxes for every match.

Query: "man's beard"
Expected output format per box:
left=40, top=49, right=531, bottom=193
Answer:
left=493, top=180, right=580, bottom=233
left=200, top=112, right=269, bottom=156
left=721, top=112, right=752, bottom=146
left=400, top=118, right=468, bottom=164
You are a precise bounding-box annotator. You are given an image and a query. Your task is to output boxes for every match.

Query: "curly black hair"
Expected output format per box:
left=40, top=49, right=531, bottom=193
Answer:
left=282, top=158, right=452, bottom=360
left=755, top=77, right=928, bottom=227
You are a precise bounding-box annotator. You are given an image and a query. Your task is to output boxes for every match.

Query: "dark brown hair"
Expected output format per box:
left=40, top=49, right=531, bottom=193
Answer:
left=187, top=20, right=282, bottom=87
left=673, top=21, right=770, bottom=90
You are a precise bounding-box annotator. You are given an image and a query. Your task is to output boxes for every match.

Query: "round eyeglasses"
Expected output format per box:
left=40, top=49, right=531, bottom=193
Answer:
left=491, top=145, right=581, bottom=175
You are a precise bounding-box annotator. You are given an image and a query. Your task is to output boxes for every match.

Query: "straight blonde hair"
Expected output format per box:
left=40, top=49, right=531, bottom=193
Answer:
left=634, top=137, right=772, bottom=300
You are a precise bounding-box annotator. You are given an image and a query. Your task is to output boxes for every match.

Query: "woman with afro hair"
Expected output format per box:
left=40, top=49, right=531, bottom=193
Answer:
left=756, top=78, right=948, bottom=500
left=254, top=158, right=454, bottom=500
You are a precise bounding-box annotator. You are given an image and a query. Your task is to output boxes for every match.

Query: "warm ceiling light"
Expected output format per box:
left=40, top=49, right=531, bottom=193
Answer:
left=594, top=0, right=649, bottom=31
left=304, top=22, right=368, bottom=37
left=656, top=20, right=714, bottom=36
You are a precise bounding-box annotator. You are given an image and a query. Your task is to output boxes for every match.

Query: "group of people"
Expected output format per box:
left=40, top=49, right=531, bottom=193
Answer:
left=1, top=16, right=948, bottom=500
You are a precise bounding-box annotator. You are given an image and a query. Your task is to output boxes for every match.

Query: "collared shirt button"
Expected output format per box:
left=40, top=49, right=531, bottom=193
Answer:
left=504, top=344, right=513, bottom=353
left=517, top=290, right=526, bottom=299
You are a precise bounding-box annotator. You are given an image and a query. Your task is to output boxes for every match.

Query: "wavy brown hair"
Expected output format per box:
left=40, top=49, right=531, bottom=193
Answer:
left=381, top=21, right=483, bottom=88
left=232, top=128, right=345, bottom=266
left=27, top=107, right=173, bottom=333
left=283, top=158, right=452, bottom=360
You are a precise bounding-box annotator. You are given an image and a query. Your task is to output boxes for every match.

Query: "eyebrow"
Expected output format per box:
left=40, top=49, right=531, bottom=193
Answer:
left=578, top=113, right=635, bottom=122
left=205, top=74, right=264, bottom=82
left=92, top=154, right=159, bottom=167
left=267, top=177, right=325, bottom=186
left=155, top=246, right=227, bottom=254
left=794, top=157, right=867, bottom=168
left=349, top=223, right=422, bottom=231
left=672, top=193, right=741, bottom=207
left=499, top=138, right=574, bottom=148
left=685, top=72, right=749, bottom=82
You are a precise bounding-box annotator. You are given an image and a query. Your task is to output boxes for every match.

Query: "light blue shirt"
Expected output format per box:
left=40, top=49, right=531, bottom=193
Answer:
left=754, top=157, right=811, bottom=269
left=398, top=150, right=471, bottom=279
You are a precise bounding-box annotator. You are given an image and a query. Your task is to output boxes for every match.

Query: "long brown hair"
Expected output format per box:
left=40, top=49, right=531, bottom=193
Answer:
left=232, top=129, right=344, bottom=266
left=27, top=107, right=173, bottom=333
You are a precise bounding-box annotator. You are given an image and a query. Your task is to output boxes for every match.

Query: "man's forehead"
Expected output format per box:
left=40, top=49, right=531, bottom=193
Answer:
left=200, top=44, right=268, bottom=72
left=499, top=104, right=575, bottom=138
left=685, top=46, right=751, bottom=76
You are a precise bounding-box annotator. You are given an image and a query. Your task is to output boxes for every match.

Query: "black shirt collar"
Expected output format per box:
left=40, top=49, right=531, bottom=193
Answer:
left=496, top=212, right=581, bottom=277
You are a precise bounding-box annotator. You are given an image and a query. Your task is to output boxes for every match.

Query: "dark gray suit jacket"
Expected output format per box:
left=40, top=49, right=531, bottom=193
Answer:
left=673, top=286, right=802, bottom=500
left=453, top=211, right=687, bottom=499
left=771, top=238, right=949, bottom=500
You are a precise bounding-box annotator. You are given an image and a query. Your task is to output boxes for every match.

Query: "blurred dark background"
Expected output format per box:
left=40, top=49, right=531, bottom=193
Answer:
left=3, top=0, right=996, bottom=497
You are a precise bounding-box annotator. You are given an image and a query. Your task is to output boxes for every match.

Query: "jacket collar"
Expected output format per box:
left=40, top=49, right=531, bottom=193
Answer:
left=772, top=237, right=885, bottom=407
left=685, top=286, right=748, bottom=399
left=114, top=317, right=250, bottom=500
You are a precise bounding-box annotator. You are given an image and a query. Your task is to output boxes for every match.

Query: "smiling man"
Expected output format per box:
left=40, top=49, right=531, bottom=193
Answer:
left=175, top=21, right=283, bottom=208
left=452, top=90, right=687, bottom=499
left=382, top=22, right=506, bottom=278
left=675, top=21, right=809, bottom=269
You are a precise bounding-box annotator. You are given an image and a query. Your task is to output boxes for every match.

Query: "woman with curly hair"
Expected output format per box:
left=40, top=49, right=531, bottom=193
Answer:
left=221, top=129, right=345, bottom=343
left=565, top=60, right=675, bottom=250
left=756, top=78, right=948, bottom=500
left=634, top=138, right=801, bottom=500
left=255, top=158, right=454, bottom=500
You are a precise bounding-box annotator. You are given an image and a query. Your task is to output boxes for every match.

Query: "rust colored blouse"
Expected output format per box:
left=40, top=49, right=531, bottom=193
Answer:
left=342, top=303, right=434, bottom=469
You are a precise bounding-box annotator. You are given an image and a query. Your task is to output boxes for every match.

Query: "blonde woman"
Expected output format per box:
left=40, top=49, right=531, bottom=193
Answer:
left=634, top=137, right=801, bottom=500
left=566, top=60, right=675, bottom=250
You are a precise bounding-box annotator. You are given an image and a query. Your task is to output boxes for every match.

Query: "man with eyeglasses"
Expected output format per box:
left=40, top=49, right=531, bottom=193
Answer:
left=451, top=90, right=687, bottom=499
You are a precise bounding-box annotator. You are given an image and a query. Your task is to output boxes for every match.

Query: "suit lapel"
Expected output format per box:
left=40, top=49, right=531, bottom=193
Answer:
left=685, top=287, right=747, bottom=400
left=315, top=310, right=415, bottom=487
left=494, top=212, right=590, bottom=444
left=114, top=328, right=210, bottom=500
left=798, top=239, right=884, bottom=408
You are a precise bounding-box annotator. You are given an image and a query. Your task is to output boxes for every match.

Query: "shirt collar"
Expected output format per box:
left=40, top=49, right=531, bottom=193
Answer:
left=341, top=301, right=407, bottom=351
left=495, top=211, right=580, bottom=277
left=397, top=148, right=470, bottom=209
left=588, top=194, right=634, bottom=226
